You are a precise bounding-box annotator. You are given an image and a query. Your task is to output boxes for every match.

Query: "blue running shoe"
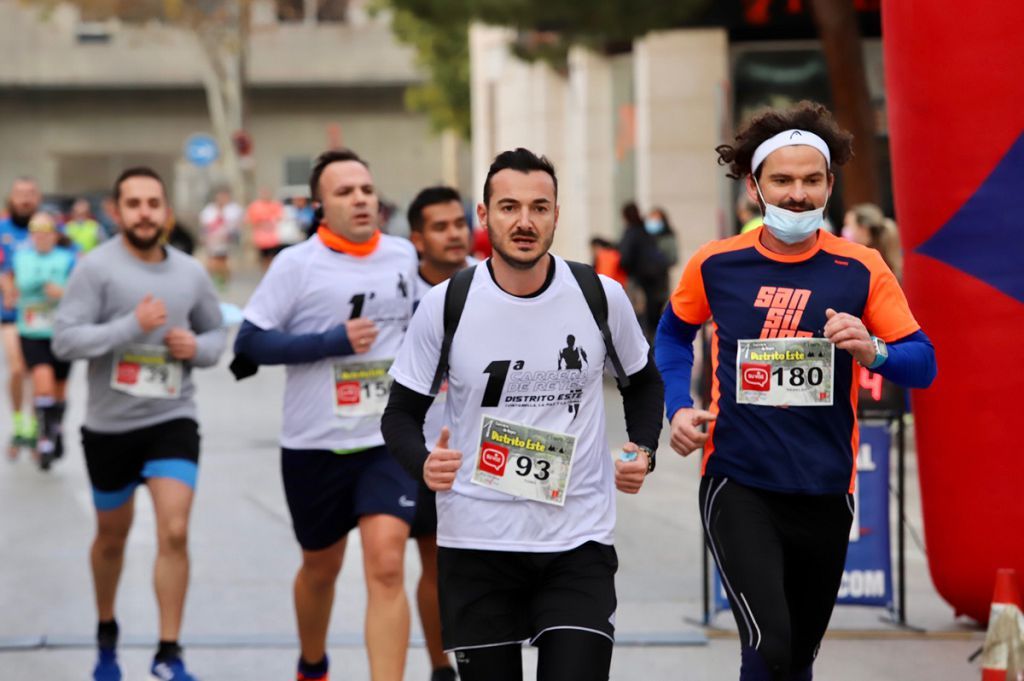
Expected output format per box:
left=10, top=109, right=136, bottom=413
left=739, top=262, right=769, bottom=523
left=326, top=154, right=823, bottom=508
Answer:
left=93, top=648, right=122, bottom=681
left=150, top=656, right=198, bottom=681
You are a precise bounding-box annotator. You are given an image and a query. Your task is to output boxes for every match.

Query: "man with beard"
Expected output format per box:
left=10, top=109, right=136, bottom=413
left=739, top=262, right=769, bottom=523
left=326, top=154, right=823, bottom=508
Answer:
left=405, top=185, right=473, bottom=681
left=53, top=167, right=226, bottom=681
left=382, top=148, right=664, bottom=681
left=0, top=177, right=42, bottom=456
left=655, top=101, right=935, bottom=680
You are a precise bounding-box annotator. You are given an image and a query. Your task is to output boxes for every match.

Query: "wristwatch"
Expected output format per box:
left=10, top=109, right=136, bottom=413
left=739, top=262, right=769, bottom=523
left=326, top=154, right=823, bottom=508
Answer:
left=638, top=445, right=656, bottom=473
left=866, top=336, right=888, bottom=369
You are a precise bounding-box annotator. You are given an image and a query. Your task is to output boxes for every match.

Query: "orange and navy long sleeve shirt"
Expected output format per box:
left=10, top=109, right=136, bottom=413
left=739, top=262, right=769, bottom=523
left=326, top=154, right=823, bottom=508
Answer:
left=655, top=227, right=935, bottom=495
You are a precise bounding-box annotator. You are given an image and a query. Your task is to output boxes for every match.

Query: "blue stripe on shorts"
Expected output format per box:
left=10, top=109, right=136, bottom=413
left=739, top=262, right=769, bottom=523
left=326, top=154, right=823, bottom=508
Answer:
left=92, top=484, right=138, bottom=511
left=141, top=458, right=198, bottom=489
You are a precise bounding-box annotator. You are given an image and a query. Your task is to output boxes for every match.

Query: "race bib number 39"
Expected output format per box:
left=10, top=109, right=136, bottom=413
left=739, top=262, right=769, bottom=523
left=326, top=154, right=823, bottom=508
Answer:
left=110, top=344, right=183, bottom=399
left=471, top=415, right=576, bottom=506
left=333, top=359, right=394, bottom=417
left=737, top=338, right=834, bottom=407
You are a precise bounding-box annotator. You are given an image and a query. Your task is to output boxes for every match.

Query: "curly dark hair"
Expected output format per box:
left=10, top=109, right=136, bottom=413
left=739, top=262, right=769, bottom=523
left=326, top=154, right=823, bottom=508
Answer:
left=716, top=101, right=854, bottom=180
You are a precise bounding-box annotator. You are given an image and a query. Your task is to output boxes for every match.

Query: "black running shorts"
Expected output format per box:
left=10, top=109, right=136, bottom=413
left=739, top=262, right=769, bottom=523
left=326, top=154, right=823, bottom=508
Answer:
left=20, top=336, right=71, bottom=380
left=438, top=540, right=618, bottom=651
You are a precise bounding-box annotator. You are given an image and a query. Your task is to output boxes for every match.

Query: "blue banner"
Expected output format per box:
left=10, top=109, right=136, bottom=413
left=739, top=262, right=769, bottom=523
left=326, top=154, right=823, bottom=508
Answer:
left=712, top=422, right=893, bottom=614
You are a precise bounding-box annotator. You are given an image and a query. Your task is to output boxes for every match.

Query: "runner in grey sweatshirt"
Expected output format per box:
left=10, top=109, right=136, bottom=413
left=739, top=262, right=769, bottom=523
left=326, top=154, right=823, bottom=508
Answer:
left=52, top=234, right=225, bottom=431
left=51, top=166, right=223, bottom=681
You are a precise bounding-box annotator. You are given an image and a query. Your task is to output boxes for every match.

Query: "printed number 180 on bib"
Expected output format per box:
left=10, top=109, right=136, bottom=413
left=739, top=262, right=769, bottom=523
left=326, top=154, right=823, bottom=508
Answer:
left=737, top=338, right=834, bottom=407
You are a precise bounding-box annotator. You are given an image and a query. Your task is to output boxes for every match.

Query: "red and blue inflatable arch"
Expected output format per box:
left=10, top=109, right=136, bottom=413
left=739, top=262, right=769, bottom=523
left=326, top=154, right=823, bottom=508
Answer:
left=883, top=1, right=1024, bottom=623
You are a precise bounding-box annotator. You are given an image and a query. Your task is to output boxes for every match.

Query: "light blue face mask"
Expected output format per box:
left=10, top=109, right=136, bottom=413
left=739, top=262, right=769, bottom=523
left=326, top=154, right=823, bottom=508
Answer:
left=644, top=218, right=664, bottom=235
left=752, top=177, right=828, bottom=245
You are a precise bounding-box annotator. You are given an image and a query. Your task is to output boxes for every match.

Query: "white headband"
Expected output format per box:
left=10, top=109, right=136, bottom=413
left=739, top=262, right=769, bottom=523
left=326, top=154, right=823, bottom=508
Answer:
left=750, top=129, right=831, bottom=173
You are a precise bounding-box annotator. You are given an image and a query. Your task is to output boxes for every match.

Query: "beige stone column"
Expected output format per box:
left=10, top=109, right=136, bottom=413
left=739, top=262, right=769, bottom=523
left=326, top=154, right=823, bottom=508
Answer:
left=633, top=28, right=730, bottom=269
left=559, top=46, right=616, bottom=263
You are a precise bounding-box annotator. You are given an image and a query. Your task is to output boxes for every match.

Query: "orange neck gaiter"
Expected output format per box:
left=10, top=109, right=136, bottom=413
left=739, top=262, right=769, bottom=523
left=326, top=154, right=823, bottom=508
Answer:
left=317, top=225, right=381, bottom=257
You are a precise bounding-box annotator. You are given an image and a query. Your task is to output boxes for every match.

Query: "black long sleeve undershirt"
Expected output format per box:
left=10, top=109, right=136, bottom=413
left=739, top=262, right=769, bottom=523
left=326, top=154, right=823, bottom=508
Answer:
left=382, top=357, right=666, bottom=483
left=382, top=383, right=435, bottom=482
left=618, top=355, right=665, bottom=452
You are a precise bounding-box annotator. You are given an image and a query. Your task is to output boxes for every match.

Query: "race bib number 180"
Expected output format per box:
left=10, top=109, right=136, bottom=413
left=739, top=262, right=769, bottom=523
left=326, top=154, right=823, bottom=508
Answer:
left=737, top=338, right=834, bottom=407
left=110, top=344, right=183, bottom=399
left=471, top=415, right=576, bottom=506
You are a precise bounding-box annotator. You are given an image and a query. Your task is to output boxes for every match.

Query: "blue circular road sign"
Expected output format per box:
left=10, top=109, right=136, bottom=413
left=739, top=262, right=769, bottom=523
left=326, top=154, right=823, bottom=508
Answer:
left=185, top=134, right=219, bottom=167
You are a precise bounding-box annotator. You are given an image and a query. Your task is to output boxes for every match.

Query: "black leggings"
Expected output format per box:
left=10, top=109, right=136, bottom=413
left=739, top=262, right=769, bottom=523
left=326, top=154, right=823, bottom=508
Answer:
left=453, top=629, right=613, bottom=681
left=699, top=476, right=853, bottom=681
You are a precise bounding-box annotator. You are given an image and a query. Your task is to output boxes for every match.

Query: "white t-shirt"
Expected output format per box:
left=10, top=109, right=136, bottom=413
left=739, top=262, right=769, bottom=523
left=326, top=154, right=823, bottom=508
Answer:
left=390, top=256, right=649, bottom=552
left=199, top=202, right=242, bottom=253
left=244, top=232, right=418, bottom=450
left=412, top=258, right=477, bottom=448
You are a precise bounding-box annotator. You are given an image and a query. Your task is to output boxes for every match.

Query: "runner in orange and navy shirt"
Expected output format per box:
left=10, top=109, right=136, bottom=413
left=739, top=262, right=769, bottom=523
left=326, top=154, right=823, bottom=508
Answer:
left=655, top=102, right=935, bottom=681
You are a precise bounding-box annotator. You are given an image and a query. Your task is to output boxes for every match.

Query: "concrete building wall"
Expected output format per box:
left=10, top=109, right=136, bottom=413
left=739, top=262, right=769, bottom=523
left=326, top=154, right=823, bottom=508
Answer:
left=0, top=1, right=419, bottom=88
left=0, top=1, right=466, bottom=222
left=0, top=88, right=450, bottom=222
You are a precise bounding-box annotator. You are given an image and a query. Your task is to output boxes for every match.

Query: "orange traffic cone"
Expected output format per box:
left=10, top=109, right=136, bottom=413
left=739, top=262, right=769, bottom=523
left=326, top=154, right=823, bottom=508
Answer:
left=980, top=569, right=1024, bottom=680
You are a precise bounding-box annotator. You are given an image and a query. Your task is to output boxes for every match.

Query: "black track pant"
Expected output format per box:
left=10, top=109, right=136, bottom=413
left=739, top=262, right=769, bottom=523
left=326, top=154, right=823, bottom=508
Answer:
left=700, top=476, right=854, bottom=681
left=453, top=629, right=613, bottom=681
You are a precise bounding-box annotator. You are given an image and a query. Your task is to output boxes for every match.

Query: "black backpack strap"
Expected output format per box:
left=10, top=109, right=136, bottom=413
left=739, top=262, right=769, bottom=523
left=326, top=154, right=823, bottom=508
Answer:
left=566, top=260, right=630, bottom=389
left=429, top=265, right=476, bottom=395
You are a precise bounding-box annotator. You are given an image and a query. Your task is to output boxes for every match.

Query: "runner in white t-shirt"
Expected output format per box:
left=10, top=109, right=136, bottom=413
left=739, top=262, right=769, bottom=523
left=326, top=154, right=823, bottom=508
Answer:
left=383, top=148, right=664, bottom=681
left=233, top=149, right=418, bottom=681
left=405, top=185, right=474, bottom=681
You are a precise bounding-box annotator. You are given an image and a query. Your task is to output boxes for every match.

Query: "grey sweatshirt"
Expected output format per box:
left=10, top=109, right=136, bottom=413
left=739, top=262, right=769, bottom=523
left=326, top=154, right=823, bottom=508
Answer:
left=53, top=237, right=226, bottom=433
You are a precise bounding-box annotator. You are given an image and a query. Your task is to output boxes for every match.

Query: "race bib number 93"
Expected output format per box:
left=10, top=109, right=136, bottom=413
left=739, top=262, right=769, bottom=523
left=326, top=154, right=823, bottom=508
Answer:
left=471, top=415, right=576, bottom=506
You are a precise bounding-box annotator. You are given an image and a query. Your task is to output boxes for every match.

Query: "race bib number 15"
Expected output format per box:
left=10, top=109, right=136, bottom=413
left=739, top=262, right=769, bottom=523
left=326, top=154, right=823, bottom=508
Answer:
left=333, top=359, right=394, bottom=417
left=737, top=338, right=834, bottom=407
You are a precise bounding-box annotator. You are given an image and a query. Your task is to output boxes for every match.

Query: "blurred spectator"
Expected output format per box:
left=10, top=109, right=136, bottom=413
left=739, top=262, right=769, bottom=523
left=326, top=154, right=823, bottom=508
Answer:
left=590, top=237, right=627, bottom=287
left=646, top=206, right=679, bottom=268
left=246, top=187, right=285, bottom=271
left=738, top=193, right=763, bottom=234
left=617, top=201, right=669, bottom=338
left=97, top=196, right=118, bottom=236
left=289, top=194, right=316, bottom=240
left=64, top=198, right=106, bottom=253
left=199, top=187, right=242, bottom=290
left=843, top=203, right=904, bottom=280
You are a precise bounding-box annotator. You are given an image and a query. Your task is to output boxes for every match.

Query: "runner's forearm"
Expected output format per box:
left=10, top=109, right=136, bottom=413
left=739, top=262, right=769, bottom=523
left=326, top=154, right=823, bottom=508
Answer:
left=381, top=381, right=433, bottom=481
left=874, top=329, right=937, bottom=388
left=191, top=326, right=229, bottom=368
left=52, top=311, right=142, bottom=360
left=233, top=319, right=353, bottom=366
left=617, top=357, right=665, bottom=451
left=654, top=308, right=700, bottom=419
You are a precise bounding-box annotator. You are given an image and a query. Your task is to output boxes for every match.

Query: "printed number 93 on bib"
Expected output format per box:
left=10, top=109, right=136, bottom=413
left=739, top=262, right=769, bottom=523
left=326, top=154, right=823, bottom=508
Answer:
left=471, top=415, right=577, bottom=506
left=737, top=338, right=834, bottom=407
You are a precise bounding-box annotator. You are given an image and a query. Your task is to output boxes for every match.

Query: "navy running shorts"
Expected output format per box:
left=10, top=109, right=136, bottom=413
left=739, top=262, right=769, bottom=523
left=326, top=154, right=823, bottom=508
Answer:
left=281, top=445, right=418, bottom=551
